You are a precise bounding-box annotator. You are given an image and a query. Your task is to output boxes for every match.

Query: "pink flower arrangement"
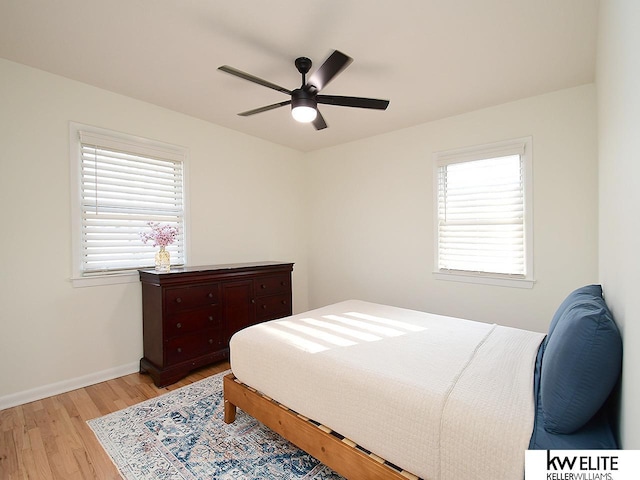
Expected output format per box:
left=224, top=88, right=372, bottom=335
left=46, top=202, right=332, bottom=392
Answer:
left=139, top=222, right=178, bottom=247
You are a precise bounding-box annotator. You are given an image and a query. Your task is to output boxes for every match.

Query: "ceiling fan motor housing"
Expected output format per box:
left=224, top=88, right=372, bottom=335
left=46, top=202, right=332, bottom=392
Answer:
left=291, top=88, right=317, bottom=110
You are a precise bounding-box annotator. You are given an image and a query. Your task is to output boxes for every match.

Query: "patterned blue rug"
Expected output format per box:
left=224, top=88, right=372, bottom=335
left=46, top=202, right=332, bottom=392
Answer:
left=88, top=371, right=344, bottom=479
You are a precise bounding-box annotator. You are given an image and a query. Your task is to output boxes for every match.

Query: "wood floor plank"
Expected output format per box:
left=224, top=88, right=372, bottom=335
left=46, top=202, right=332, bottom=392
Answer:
left=50, top=398, right=85, bottom=479
left=0, top=407, right=20, bottom=432
left=105, top=378, right=139, bottom=409
left=84, top=383, right=119, bottom=417
left=0, top=361, right=230, bottom=480
left=69, top=389, right=103, bottom=422
left=26, top=426, right=54, bottom=479
left=70, top=415, right=120, bottom=479
left=0, top=429, right=19, bottom=478
left=72, top=445, right=109, bottom=480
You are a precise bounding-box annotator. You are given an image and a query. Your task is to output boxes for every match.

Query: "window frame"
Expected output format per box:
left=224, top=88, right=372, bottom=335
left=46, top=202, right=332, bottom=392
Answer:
left=69, top=122, right=189, bottom=287
left=432, top=137, right=534, bottom=289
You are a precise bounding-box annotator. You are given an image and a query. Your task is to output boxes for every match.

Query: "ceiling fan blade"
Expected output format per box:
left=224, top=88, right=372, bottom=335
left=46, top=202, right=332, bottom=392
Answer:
left=307, top=50, right=353, bottom=92
left=218, top=65, right=292, bottom=95
left=312, top=110, right=328, bottom=130
left=238, top=100, right=291, bottom=116
left=317, top=95, right=390, bottom=110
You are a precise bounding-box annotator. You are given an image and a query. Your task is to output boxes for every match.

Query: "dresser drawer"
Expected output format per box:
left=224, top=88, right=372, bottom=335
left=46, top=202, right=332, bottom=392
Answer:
left=255, top=293, right=292, bottom=321
left=164, top=283, right=220, bottom=313
left=165, top=306, right=222, bottom=338
left=165, top=329, right=224, bottom=364
left=254, top=274, right=290, bottom=297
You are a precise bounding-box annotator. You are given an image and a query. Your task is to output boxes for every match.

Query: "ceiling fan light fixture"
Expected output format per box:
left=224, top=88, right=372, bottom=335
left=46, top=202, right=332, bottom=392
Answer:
left=292, top=105, right=317, bottom=123
left=291, top=89, right=317, bottom=123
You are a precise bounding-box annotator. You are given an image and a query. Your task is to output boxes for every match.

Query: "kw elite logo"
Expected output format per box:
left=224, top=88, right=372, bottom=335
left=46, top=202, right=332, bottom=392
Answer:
left=525, top=450, right=640, bottom=480
left=545, top=450, right=617, bottom=480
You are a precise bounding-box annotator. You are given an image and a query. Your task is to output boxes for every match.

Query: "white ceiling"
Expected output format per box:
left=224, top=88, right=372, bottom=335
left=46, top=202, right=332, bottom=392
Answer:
left=0, top=0, right=598, bottom=152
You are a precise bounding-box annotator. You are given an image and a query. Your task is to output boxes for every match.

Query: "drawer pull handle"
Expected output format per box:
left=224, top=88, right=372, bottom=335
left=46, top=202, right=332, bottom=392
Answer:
left=261, top=284, right=266, bottom=289
left=262, top=305, right=267, bottom=309
left=281, top=281, right=286, bottom=286
left=208, top=316, right=214, bottom=321
left=251, top=299, right=255, bottom=304
left=176, top=297, right=182, bottom=303
left=281, top=300, right=287, bottom=305
left=208, top=338, right=213, bottom=344
left=177, top=347, right=182, bottom=353
left=208, top=292, right=214, bottom=298
left=176, top=323, right=182, bottom=329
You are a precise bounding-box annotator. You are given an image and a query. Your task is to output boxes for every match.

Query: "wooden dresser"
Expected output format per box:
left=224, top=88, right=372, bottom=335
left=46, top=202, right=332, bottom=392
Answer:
left=139, top=261, right=294, bottom=387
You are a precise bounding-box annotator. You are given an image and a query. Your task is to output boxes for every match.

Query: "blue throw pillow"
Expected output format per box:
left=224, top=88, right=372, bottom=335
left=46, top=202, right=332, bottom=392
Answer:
left=540, top=285, right=622, bottom=434
left=546, top=284, right=604, bottom=343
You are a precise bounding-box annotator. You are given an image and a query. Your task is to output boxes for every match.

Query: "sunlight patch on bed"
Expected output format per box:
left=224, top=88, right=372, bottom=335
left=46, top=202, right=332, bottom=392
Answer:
left=345, top=312, right=427, bottom=332
left=322, top=314, right=406, bottom=337
left=255, top=309, right=429, bottom=354
left=299, top=317, right=382, bottom=342
left=260, top=324, right=329, bottom=353
left=278, top=320, right=358, bottom=347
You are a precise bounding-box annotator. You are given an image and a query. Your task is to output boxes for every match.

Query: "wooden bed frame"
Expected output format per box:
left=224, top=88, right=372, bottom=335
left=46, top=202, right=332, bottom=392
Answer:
left=223, top=373, right=418, bottom=480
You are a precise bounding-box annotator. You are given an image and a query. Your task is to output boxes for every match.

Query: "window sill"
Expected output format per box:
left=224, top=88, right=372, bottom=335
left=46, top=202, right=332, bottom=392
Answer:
left=433, top=271, right=535, bottom=289
left=71, top=271, right=140, bottom=288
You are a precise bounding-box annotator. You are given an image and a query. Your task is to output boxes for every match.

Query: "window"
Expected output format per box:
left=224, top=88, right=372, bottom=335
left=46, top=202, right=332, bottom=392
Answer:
left=433, top=137, right=533, bottom=288
left=70, top=123, right=187, bottom=286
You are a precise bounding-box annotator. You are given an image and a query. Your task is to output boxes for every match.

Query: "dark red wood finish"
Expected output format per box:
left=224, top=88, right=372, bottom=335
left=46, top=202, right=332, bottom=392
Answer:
left=139, top=261, right=293, bottom=387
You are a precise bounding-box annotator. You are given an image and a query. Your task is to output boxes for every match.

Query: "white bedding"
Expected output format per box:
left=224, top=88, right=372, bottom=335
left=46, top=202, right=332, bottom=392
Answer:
left=230, top=300, right=544, bottom=479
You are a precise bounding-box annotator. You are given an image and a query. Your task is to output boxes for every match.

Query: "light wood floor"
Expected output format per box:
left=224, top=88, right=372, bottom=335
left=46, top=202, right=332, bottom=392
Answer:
left=0, top=361, right=231, bottom=480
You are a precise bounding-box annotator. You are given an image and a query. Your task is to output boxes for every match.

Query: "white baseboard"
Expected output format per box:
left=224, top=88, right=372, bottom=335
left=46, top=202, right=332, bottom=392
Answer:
left=0, top=362, right=140, bottom=411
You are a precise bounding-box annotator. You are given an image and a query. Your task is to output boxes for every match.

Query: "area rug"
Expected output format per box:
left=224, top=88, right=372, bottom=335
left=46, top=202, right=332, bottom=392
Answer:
left=87, top=371, right=344, bottom=479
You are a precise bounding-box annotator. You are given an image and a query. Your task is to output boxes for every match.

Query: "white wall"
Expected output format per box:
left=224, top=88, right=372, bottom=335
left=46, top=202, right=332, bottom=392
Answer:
left=0, top=59, right=308, bottom=406
left=306, top=84, right=599, bottom=334
left=597, top=0, right=640, bottom=448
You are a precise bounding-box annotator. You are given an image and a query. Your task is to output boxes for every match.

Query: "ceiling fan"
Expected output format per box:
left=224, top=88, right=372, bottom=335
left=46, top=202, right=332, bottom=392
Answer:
left=218, top=50, right=390, bottom=130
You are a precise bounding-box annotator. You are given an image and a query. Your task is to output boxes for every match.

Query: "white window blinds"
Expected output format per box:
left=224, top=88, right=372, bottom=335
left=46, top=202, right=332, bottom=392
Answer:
left=78, top=130, right=186, bottom=275
left=435, top=138, right=531, bottom=278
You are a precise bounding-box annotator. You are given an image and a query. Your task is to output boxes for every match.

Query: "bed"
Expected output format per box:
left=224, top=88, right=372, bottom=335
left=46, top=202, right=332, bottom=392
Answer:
left=224, top=285, right=622, bottom=479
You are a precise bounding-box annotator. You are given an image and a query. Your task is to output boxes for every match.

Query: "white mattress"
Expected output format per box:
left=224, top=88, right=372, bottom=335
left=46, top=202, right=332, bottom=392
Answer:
left=230, top=300, right=544, bottom=480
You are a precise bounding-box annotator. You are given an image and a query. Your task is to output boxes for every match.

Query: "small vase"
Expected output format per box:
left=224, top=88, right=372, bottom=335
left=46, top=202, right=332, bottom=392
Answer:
left=155, top=246, right=170, bottom=272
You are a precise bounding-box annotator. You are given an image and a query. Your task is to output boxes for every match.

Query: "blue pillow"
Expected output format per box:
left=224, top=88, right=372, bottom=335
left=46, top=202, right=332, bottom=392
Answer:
left=546, top=284, right=604, bottom=343
left=540, top=285, right=622, bottom=434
